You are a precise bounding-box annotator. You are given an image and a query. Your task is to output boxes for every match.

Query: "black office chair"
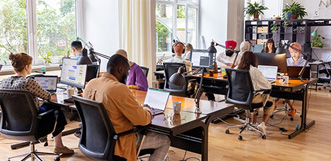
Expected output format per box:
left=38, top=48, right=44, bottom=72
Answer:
left=0, top=89, right=60, bottom=161
left=140, top=66, right=149, bottom=78
left=163, top=62, right=188, bottom=97
left=318, top=61, right=331, bottom=92
left=72, top=96, right=153, bottom=161
left=224, top=69, right=271, bottom=140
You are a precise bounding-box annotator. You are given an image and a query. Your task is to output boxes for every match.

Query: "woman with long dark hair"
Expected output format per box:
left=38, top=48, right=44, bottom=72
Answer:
left=264, top=39, right=276, bottom=53
left=237, top=51, right=275, bottom=135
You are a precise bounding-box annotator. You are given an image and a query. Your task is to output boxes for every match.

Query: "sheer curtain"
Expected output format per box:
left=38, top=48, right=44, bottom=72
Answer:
left=120, top=0, right=156, bottom=86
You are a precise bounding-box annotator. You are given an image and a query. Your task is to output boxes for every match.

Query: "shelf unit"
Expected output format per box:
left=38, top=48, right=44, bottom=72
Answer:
left=245, top=19, right=331, bottom=57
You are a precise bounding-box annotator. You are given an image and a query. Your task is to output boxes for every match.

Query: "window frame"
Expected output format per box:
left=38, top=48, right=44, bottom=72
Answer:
left=25, top=0, right=81, bottom=65
left=155, top=0, right=199, bottom=56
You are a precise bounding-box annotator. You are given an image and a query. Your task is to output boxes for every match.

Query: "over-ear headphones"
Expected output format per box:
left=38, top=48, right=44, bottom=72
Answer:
left=172, top=41, right=185, bottom=53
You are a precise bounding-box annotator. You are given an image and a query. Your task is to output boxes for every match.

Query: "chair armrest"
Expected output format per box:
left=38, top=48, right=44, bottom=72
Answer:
left=37, top=109, right=57, bottom=119
left=114, top=125, right=149, bottom=140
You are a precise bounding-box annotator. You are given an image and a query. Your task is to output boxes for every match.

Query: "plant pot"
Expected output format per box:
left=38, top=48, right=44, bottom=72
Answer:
left=253, top=13, right=259, bottom=20
left=275, top=17, right=281, bottom=20
left=285, top=12, right=292, bottom=20
left=291, top=15, right=298, bottom=20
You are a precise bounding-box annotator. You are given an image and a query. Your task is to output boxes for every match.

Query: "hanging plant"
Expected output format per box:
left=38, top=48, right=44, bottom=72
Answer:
left=312, top=35, right=325, bottom=48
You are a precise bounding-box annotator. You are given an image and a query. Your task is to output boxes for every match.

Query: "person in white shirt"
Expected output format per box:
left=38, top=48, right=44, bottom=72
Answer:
left=183, top=43, right=193, bottom=60
left=237, top=51, right=275, bottom=135
left=164, top=42, right=192, bottom=71
left=216, top=40, right=242, bottom=68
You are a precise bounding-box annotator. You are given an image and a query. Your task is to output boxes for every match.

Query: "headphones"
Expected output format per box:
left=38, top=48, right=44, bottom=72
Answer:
left=172, top=41, right=185, bottom=53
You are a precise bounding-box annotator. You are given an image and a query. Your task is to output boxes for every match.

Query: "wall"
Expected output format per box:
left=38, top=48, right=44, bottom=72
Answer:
left=81, top=0, right=120, bottom=71
left=200, top=0, right=244, bottom=53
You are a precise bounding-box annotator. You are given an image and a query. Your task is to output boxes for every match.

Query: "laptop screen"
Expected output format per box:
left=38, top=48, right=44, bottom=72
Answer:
left=144, top=88, right=170, bottom=110
left=34, top=76, right=58, bottom=92
left=258, top=65, right=278, bottom=81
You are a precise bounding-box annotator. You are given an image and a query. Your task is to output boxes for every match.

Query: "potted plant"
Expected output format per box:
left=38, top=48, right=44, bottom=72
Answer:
left=282, top=2, right=307, bottom=20
left=43, top=52, right=52, bottom=66
left=270, top=23, right=278, bottom=34
left=244, top=2, right=268, bottom=20
left=312, top=34, right=325, bottom=48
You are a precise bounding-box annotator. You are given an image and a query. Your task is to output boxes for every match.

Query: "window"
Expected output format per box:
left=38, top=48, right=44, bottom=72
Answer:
left=156, top=0, right=199, bottom=60
left=0, top=0, right=79, bottom=66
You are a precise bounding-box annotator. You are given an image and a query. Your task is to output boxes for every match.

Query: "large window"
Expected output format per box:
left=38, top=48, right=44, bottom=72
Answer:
left=0, top=0, right=78, bottom=66
left=156, top=0, right=199, bottom=60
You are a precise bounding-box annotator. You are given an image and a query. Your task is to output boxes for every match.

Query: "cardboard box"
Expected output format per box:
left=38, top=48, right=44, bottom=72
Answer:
left=257, top=27, right=268, bottom=33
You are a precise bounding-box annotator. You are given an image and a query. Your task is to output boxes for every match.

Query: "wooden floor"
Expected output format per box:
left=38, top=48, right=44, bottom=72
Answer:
left=1, top=88, right=331, bottom=161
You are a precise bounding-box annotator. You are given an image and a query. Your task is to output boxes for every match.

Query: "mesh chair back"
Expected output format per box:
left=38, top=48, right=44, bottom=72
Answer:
left=0, top=89, right=38, bottom=138
left=163, top=62, right=187, bottom=90
left=140, top=66, right=149, bottom=78
left=225, top=69, right=255, bottom=111
left=73, top=96, right=115, bottom=160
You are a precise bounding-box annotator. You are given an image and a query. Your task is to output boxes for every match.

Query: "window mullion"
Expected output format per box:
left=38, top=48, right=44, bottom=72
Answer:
left=26, top=0, right=38, bottom=64
left=185, top=4, right=188, bottom=43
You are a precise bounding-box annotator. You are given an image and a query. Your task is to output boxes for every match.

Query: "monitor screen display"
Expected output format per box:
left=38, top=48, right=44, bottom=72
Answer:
left=60, top=58, right=87, bottom=89
left=190, top=49, right=215, bottom=68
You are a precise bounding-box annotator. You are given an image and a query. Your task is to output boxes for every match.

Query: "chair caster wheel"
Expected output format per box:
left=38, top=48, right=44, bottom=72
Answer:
left=225, top=129, right=230, bottom=134
left=318, top=88, right=321, bottom=90
left=324, top=86, right=326, bottom=89
left=54, top=156, right=60, bottom=161
left=329, top=89, right=331, bottom=92
left=290, top=117, right=294, bottom=121
left=238, top=135, right=243, bottom=140
left=262, top=135, right=266, bottom=139
left=270, top=115, right=274, bottom=119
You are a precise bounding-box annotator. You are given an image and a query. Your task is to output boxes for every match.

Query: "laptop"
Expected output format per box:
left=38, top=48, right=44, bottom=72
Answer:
left=34, top=75, right=58, bottom=95
left=143, top=88, right=170, bottom=116
left=258, top=65, right=278, bottom=83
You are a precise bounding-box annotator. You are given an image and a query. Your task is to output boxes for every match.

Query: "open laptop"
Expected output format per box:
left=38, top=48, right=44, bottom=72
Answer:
left=258, top=65, right=278, bottom=83
left=34, top=75, right=58, bottom=95
left=143, top=88, right=170, bottom=116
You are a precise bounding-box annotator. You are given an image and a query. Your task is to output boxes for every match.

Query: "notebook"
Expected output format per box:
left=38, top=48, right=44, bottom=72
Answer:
left=34, top=75, right=58, bottom=95
left=258, top=65, right=278, bottom=83
left=143, top=88, right=170, bottom=116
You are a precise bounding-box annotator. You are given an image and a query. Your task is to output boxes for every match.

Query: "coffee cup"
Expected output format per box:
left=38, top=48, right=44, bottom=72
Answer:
left=173, top=102, right=181, bottom=114
left=209, top=70, right=214, bottom=77
left=67, top=88, right=75, bottom=98
left=283, top=76, right=289, bottom=84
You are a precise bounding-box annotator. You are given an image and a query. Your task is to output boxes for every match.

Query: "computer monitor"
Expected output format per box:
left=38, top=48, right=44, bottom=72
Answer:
left=86, top=64, right=99, bottom=82
left=60, top=58, right=87, bottom=89
left=255, top=53, right=287, bottom=73
left=190, top=49, right=216, bottom=68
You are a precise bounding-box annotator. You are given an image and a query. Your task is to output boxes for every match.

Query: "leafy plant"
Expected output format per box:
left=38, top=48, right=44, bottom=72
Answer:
left=43, top=52, right=52, bottom=65
left=282, top=1, right=307, bottom=19
left=311, top=35, right=325, bottom=48
left=244, top=2, right=268, bottom=17
left=270, top=23, right=278, bottom=33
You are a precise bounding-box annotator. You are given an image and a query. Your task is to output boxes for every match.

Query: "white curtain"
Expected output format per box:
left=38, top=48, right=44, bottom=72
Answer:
left=120, top=0, right=156, bottom=87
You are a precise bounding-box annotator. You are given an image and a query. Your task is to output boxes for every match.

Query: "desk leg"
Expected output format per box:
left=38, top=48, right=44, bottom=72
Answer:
left=288, top=84, right=315, bottom=139
left=201, top=125, right=208, bottom=161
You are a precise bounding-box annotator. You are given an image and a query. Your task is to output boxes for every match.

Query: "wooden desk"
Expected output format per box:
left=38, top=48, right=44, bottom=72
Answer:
left=187, top=73, right=317, bottom=139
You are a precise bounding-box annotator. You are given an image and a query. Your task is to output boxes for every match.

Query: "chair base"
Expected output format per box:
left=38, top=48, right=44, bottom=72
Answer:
left=225, top=113, right=266, bottom=140
left=8, top=142, right=59, bottom=161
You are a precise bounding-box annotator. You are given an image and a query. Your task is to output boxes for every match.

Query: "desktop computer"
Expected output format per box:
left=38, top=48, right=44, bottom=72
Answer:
left=190, top=49, right=216, bottom=68
left=255, top=53, right=288, bottom=73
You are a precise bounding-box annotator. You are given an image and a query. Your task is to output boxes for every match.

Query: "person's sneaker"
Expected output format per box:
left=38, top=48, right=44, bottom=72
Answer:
left=288, top=108, right=296, bottom=117
left=54, top=146, right=74, bottom=155
left=257, top=122, right=267, bottom=135
left=74, top=130, right=81, bottom=138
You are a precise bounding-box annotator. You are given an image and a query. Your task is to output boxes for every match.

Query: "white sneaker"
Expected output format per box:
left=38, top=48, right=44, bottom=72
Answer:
left=257, top=122, right=267, bottom=135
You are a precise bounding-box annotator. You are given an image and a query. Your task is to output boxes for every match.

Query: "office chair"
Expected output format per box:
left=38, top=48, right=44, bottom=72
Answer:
left=318, top=61, right=331, bottom=92
left=224, top=69, right=271, bottom=140
left=140, top=66, right=149, bottom=77
left=72, top=96, right=154, bottom=161
left=163, top=62, right=189, bottom=97
left=0, top=89, right=60, bottom=161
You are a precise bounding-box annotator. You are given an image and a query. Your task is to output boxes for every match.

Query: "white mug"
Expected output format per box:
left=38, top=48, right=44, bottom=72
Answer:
left=173, top=102, right=181, bottom=114
left=67, top=88, right=75, bottom=98
left=283, top=76, right=289, bottom=84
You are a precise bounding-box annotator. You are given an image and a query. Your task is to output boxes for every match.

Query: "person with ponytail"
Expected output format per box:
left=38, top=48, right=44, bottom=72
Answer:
left=0, top=53, right=74, bottom=155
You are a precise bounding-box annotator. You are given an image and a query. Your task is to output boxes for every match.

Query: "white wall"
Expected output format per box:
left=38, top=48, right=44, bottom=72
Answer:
left=200, top=0, right=244, bottom=53
left=82, top=0, right=120, bottom=71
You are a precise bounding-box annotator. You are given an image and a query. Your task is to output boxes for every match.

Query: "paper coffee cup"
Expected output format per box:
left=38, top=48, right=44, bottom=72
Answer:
left=173, top=102, right=181, bottom=114
left=67, top=88, right=75, bottom=98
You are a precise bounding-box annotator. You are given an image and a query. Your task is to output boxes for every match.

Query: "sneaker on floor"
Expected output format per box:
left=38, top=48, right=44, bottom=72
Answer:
left=257, top=122, right=267, bottom=135
left=74, top=130, right=81, bottom=138
left=54, top=146, right=74, bottom=155
left=288, top=108, right=296, bottom=117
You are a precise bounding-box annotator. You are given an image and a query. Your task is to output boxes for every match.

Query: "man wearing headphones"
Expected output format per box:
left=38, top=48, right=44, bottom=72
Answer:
left=164, top=42, right=192, bottom=71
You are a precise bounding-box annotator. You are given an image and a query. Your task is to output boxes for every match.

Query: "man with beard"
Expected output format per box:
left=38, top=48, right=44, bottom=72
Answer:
left=83, top=54, right=170, bottom=161
left=216, top=40, right=241, bottom=68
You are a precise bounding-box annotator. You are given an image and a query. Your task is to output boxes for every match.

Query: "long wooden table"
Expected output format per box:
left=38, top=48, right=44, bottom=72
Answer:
left=187, top=72, right=317, bottom=139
